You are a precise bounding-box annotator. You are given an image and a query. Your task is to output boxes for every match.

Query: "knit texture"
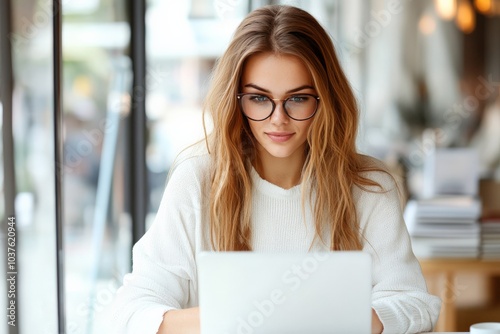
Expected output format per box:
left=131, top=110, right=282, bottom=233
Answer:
left=112, top=149, right=441, bottom=334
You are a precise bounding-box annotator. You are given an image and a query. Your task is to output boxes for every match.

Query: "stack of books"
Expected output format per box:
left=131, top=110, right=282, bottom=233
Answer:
left=404, top=196, right=482, bottom=259
left=478, top=179, right=500, bottom=259
left=481, top=219, right=500, bottom=259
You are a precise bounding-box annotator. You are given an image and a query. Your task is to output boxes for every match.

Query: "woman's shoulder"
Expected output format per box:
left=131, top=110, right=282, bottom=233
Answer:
left=168, top=141, right=212, bottom=182
left=356, top=154, right=397, bottom=190
left=351, top=155, right=406, bottom=216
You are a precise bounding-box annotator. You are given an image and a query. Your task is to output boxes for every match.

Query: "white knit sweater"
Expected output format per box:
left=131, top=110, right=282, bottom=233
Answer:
left=112, top=150, right=441, bottom=334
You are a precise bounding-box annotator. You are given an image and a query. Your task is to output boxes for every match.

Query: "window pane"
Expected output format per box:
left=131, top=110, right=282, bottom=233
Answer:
left=61, top=0, right=131, bottom=332
left=10, top=0, right=59, bottom=332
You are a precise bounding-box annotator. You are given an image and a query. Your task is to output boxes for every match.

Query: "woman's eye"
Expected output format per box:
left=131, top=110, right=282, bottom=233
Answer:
left=249, top=95, right=269, bottom=103
left=288, top=95, right=309, bottom=103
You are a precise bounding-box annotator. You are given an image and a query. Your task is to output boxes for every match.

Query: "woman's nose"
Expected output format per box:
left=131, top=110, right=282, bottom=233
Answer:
left=270, top=102, right=289, bottom=124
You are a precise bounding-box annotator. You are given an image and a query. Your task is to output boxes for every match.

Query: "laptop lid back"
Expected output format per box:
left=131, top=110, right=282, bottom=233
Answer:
left=197, top=251, right=372, bottom=334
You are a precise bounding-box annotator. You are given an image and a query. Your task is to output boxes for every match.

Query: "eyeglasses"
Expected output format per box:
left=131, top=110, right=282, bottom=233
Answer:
left=237, top=93, right=320, bottom=121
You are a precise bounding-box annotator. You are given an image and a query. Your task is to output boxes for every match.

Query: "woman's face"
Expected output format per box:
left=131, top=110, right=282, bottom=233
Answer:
left=240, top=52, right=317, bottom=164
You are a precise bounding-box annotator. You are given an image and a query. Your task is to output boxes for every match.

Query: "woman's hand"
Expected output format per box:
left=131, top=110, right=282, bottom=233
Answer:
left=371, top=308, right=384, bottom=334
left=158, top=307, right=200, bottom=334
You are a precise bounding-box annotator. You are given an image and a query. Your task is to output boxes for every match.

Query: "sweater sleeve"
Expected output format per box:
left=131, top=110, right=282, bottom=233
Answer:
left=111, top=156, right=205, bottom=334
left=356, top=172, right=442, bottom=334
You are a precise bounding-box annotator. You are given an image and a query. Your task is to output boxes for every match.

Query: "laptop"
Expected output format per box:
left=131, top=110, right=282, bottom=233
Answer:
left=197, top=251, right=372, bottom=334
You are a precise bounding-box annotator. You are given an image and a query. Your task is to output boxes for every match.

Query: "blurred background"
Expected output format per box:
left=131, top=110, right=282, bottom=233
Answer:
left=0, top=0, right=499, bottom=333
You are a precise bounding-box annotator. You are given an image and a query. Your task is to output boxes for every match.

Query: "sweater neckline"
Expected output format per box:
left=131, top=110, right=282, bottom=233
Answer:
left=250, top=167, right=302, bottom=198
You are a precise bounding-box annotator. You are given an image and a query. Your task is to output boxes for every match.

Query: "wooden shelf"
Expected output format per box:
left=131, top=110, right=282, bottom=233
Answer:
left=420, top=258, right=500, bottom=274
left=418, top=258, right=500, bottom=332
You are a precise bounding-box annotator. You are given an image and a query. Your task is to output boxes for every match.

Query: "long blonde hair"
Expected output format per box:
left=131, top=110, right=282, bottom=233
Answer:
left=204, top=5, right=389, bottom=251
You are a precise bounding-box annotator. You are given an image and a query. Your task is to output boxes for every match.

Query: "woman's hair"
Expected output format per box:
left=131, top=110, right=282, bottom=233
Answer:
left=204, top=5, right=388, bottom=251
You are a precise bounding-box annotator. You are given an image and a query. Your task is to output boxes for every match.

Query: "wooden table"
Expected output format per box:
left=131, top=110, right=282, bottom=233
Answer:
left=419, top=259, right=500, bottom=332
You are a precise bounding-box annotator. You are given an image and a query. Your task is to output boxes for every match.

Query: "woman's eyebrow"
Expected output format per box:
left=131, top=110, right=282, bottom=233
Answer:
left=286, top=85, right=315, bottom=94
left=243, top=83, right=271, bottom=93
left=243, top=83, right=315, bottom=94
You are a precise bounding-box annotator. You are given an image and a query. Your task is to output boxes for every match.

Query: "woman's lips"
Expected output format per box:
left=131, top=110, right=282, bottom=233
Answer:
left=266, top=132, right=295, bottom=143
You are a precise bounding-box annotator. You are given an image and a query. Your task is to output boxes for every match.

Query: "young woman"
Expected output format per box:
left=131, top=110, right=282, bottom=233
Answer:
left=113, top=5, right=441, bottom=334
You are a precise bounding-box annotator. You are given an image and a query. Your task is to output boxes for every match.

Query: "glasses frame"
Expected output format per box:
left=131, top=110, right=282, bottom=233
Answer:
left=237, top=93, right=320, bottom=121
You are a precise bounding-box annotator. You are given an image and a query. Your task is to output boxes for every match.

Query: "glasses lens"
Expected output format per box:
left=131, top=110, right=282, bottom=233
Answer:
left=240, top=94, right=273, bottom=120
left=239, top=94, right=318, bottom=121
left=284, top=95, right=317, bottom=120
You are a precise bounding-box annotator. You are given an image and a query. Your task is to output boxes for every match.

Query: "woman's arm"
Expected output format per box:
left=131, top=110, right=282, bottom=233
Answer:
left=112, top=154, right=208, bottom=334
left=356, top=171, right=442, bottom=333
left=158, top=307, right=200, bottom=334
